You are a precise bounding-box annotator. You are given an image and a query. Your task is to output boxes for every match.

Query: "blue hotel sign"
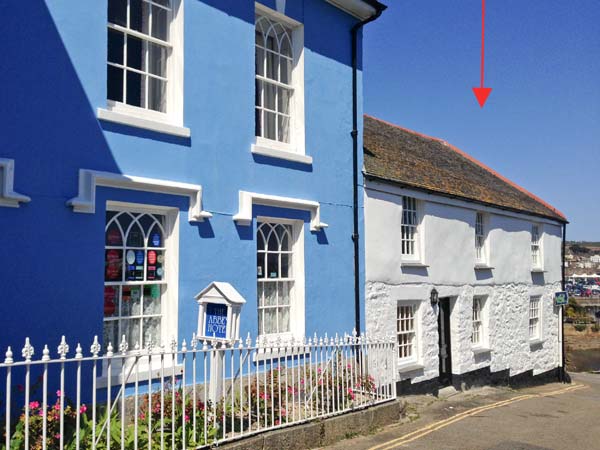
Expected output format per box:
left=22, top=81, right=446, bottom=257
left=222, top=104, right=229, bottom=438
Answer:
left=205, top=303, right=228, bottom=338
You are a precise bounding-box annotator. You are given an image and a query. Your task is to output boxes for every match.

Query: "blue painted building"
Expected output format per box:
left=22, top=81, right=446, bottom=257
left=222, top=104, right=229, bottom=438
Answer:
left=1, top=0, right=385, bottom=368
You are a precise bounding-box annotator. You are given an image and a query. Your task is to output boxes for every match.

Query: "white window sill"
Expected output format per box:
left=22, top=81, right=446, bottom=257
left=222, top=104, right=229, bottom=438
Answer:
left=97, top=108, right=191, bottom=138
left=531, top=268, right=546, bottom=273
left=401, top=261, right=429, bottom=268
left=472, top=346, right=491, bottom=355
left=251, top=143, right=313, bottom=165
left=529, top=338, right=545, bottom=347
left=474, top=264, right=494, bottom=270
left=397, top=361, right=424, bottom=373
left=97, top=364, right=184, bottom=389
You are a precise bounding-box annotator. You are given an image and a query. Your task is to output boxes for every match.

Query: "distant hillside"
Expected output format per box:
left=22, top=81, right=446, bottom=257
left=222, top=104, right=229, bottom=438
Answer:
left=567, top=242, right=600, bottom=254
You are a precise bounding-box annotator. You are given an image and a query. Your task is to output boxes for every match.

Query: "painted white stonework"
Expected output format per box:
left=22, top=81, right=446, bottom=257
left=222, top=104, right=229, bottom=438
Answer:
left=365, top=180, right=563, bottom=385
left=0, top=158, right=31, bottom=207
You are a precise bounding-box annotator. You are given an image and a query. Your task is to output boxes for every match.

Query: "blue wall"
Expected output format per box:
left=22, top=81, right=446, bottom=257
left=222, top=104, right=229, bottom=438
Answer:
left=0, top=0, right=365, bottom=361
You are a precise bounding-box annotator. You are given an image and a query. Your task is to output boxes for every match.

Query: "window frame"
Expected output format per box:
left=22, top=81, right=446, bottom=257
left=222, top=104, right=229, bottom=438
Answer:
left=528, top=296, right=542, bottom=341
left=471, top=296, right=488, bottom=349
left=101, top=201, right=180, bottom=381
left=102, top=0, right=184, bottom=130
left=396, top=301, right=422, bottom=370
left=256, top=216, right=305, bottom=343
left=253, top=3, right=306, bottom=160
left=401, top=196, right=421, bottom=262
left=531, top=223, right=543, bottom=271
left=474, top=212, right=489, bottom=266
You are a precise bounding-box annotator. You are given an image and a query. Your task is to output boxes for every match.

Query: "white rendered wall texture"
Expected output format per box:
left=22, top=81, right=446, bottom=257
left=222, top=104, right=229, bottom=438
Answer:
left=364, top=182, right=562, bottom=384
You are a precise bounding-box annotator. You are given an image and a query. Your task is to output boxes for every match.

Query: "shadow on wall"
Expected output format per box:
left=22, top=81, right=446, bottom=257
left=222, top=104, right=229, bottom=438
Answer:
left=0, top=0, right=124, bottom=350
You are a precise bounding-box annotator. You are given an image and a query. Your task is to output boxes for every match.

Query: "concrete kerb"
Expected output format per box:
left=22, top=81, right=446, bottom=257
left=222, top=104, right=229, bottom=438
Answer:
left=216, top=400, right=406, bottom=450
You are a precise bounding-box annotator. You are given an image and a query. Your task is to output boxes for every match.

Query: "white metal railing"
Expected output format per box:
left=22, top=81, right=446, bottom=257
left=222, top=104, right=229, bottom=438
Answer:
left=0, top=331, right=396, bottom=449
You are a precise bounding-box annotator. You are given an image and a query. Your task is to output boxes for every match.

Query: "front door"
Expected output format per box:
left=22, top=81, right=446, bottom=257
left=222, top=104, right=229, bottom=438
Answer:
left=438, top=297, right=452, bottom=386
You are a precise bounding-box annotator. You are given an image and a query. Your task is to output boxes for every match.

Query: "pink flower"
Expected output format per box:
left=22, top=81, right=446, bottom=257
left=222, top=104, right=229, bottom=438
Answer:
left=300, top=379, right=305, bottom=385
left=274, top=419, right=280, bottom=425
left=185, top=414, right=190, bottom=423
left=56, top=390, right=62, bottom=397
left=281, top=408, right=287, bottom=416
left=79, top=404, right=87, bottom=414
left=54, top=433, right=61, bottom=439
left=54, top=404, right=60, bottom=411
left=29, top=401, right=40, bottom=410
left=38, top=410, right=44, bottom=416
left=139, top=413, right=146, bottom=420
left=347, top=364, right=352, bottom=369
left=317, top=368, right=322, bottom=373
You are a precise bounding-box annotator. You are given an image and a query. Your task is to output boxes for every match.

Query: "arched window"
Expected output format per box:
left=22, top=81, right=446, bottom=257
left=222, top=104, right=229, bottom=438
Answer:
left=104, top=210, right=168, bottom=348
left=257, top=222, right=294, bottom=335
left=255, top=15, right=294, bottom=144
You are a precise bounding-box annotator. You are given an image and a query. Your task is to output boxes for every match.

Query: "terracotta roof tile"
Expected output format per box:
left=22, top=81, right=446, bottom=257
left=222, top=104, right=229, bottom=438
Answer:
left=363, top=115, right=566, bottom=222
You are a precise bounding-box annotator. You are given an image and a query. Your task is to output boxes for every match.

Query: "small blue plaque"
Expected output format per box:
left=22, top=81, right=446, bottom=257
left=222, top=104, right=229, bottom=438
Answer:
left=205, top=303, right=228, bottom=339
left=554, top=291, right=568, bottom=306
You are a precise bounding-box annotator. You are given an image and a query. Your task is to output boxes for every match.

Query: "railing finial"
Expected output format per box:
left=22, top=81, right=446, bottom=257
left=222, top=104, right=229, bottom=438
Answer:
left=4, top=346, right=13, bottom=364
left=57, top=336, right=69, bottom=360
left=90, top=336, right=101, bottom=357
left=22, top=338, right=34, bottom=361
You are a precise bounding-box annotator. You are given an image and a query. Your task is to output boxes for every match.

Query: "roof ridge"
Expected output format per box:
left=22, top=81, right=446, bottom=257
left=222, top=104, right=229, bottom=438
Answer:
left=363, top=114, right=566, bottom=220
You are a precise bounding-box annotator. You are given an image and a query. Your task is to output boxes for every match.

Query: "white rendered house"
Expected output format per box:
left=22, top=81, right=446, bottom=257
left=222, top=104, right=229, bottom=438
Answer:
left=363, top=115, right=567, bottom=393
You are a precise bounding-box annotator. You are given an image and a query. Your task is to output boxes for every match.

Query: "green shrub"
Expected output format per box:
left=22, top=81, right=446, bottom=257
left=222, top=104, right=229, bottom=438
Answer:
left=591, top=324, right=600, bottom=333
left=574, top=323, right=587, bottom=332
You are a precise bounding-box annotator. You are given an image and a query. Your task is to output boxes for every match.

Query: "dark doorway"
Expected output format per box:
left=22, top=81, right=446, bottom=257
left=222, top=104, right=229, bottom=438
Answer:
left=438, top=297, right=453, bottom=386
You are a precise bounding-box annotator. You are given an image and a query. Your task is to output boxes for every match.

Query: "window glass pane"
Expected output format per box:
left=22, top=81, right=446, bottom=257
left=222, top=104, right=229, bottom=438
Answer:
left=279, top=307, right=290, bottom=332
left=280, top=253, right=290, bottom=278
left=108, top=29, right=124, bottom=64
left=104, top=286, right=119, bottom=318
left=255, top=29, right=265, bottom=47
left=266, top=51, right=277, bottom=80
left=108, top=0, right=127, bottom=27
left=263, top=282, right=277, bottom=306
left=265, top=33, right=276, bottom=52
left=146, top=250, right=164, bottom=280
left=107, top=66, right=124, bottom=102
left=267, top=253, right=279, bottom=278
left=255, top=47, right=265, bottom=76
left=263, top=309, right=276, bottom=334
left=279, top=281, right=291, bottom=305
left=126, top=71, right=145, bottom=107
left=125, top=249, right=145, bottom=280
left=124, top=319, right=141, bottom=346
left=278, top=87, right=290, bottom=115
left=127, top=36, right=144, bottom=71
left=264, top=83, right=276, bottom=111
left=153, top=0, right=170, bottom=6
left=278, top=115, right=290, bottom=143
left=255, top=79, right=263, bottom=107
left=126, top=223, right=144, bottom=247
left=105, top=249, right=123, bottom=281
left=143, top=317, right=161, bottom=346
left=152, top=5, right=169, bottom=41
left=257, top=252, right=265, bottom=279
left=148, top=224, right=163, bottom=248
left=280, top=35, right=292, bottom=58
left=143, top=284, right=162, bottom=315
left=106, top=222, right=123, bottom=246
left=130, top=0, right=150, bottom=35
left=148, top=77, right=167, bottom=113
left=264, top=111, right=276, bottom=140
left=255, top=108, right=262, bottom=137
left=122, top=286, right=142, bottom=316
left=117, top=213, right=134, bottom=233
left=138, top=214, right=155, bottom=234
left=280, top=57, right=291, bottom=84
left=103, top=320, right=119, bottom=347
left=267, top=226, right=279, bottom=250
left=148, top=43, right=167, bottom=77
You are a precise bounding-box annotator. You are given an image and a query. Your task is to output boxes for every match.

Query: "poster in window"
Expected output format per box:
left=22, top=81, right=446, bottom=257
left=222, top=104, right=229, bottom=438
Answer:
left=151, top=232, right=161, bottom=247
left=105, top=249, right=122, bottom=281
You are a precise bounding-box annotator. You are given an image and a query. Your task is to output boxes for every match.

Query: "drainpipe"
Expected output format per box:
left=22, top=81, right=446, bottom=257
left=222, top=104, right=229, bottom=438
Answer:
left=351, top=3, right=386, bottom=336
left=561, top=222, right=567, bottom=382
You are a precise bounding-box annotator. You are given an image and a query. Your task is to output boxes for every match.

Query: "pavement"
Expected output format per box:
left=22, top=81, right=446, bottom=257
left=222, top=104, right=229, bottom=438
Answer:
left=318, top=372, right=600, bottom=450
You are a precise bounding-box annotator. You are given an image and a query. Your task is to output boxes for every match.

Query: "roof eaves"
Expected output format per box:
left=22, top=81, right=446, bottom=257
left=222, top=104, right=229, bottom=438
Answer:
left=363, top=114, right=567, bottom=222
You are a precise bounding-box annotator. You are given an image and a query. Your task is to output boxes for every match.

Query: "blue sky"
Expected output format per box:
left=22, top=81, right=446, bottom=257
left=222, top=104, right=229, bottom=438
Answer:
left=363, top=0, right=600, bottom=241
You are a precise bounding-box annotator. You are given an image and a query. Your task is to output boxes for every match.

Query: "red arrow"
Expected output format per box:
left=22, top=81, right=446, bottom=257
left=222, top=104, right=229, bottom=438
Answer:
left=472, top=0, right=492, bottom=107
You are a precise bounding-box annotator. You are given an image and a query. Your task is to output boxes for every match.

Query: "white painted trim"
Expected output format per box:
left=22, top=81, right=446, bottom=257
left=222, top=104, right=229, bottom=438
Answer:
left=233, top=191, right=328, bottom=231
left=325, top=0, right=377, bottom=20
left=251, top=142, right=313, bottom=165
left=0, top=159, right=30, bottom=207
left=472, top=346, right=491, bottom=355
left=67, top=169, right=212, bottom=222
left=97, top=108, right=191, bottom=138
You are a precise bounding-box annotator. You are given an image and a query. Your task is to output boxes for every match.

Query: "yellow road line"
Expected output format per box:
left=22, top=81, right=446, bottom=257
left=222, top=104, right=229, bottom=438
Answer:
left=368, top=384, right=587, bottom=450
